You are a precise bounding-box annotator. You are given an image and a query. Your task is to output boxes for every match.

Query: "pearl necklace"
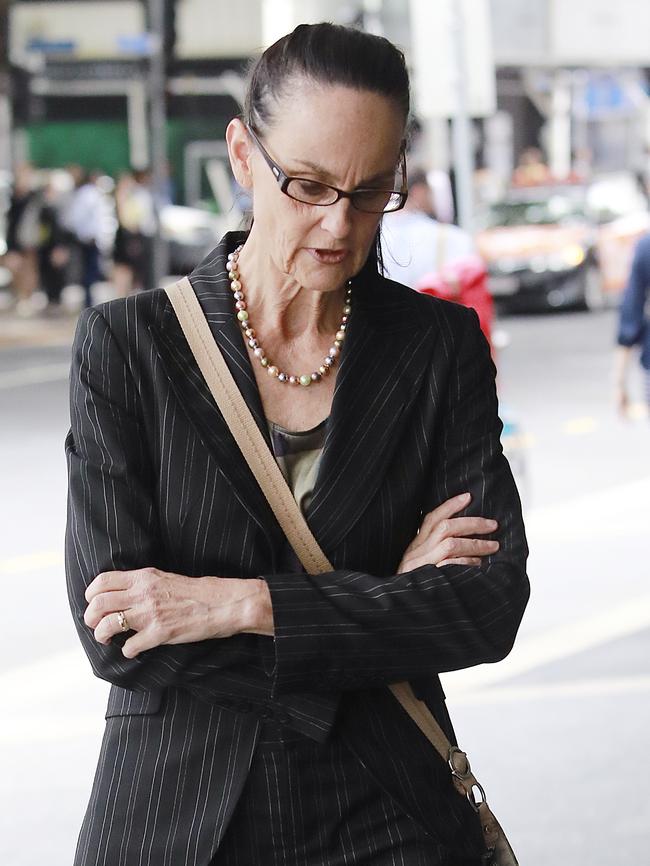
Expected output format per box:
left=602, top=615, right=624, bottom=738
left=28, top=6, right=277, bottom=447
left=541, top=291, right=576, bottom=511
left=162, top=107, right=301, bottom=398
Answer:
left=227, top=245, right=352, bottom=387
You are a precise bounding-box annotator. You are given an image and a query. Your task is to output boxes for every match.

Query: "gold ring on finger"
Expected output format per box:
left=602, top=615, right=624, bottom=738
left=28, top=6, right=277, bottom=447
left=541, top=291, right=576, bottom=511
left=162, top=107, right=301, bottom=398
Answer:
left=116, top=610, right=130, bottom=632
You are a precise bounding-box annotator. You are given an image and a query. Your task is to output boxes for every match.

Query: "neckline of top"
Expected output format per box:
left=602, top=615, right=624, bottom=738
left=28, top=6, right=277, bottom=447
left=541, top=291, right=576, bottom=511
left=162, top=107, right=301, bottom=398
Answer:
left=267, top=416, right=330, bottom=437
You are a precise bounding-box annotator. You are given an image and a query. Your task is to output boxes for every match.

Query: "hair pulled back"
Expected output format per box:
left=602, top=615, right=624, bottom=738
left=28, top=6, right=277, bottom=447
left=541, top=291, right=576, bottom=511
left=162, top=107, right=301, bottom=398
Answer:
left=242, top=23, right=411, bottom=276
left=244, top=22, right=410, bottom=132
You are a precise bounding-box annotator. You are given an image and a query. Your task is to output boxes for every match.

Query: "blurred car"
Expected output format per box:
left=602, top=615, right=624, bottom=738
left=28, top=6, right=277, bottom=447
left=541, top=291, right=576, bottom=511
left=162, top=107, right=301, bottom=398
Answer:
left=160, top=205, right=230, bottom=275
left=476, top=188, right=601, bottom=311
left=477, top=174, right=650, bottom=313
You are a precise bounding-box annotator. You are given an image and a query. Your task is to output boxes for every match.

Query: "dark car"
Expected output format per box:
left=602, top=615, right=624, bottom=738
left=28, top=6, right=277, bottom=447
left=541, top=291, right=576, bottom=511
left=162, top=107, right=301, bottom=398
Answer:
left=476, top=188, right=603, bottom=312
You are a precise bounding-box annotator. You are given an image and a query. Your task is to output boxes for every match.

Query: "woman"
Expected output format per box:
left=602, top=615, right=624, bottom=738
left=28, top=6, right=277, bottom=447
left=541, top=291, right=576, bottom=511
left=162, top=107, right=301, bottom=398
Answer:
left=112, top=169, right=157, bottom=296
left=66, top=23, right=529, bottom=866
left=3, top=163, right=40, bottom=311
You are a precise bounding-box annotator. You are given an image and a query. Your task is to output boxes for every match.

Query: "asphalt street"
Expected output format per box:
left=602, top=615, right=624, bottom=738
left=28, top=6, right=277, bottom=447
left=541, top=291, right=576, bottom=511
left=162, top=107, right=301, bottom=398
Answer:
left=1, top=304, right=648, bottom=865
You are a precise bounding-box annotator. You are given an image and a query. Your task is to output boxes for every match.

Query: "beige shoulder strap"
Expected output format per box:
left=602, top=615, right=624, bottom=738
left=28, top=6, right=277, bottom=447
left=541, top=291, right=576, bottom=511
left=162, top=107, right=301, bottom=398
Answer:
left=164, top=276, right=517, bottom=864
left=165, top=277, right=330, bottom=575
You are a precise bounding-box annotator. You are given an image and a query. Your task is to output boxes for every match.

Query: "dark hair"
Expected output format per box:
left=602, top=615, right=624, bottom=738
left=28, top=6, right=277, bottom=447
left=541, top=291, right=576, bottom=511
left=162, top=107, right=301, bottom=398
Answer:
left=245, top=23, right=410, bottom=130
left=243, top=23, right=411, bottom=276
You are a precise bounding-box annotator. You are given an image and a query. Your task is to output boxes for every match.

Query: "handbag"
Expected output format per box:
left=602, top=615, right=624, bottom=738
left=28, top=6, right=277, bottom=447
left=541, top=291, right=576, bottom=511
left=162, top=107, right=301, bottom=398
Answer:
left=165, top=276, right=519, bottom=866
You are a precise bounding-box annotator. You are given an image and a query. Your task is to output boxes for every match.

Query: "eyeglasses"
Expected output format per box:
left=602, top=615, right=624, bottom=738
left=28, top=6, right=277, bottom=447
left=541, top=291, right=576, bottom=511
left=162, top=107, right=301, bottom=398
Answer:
left=246, top=124, right=408, bottom=214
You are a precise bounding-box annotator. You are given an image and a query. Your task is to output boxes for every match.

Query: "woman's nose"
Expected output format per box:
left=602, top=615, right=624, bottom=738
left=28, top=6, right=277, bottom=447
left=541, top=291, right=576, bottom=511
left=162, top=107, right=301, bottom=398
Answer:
left=320, top=197, right=354, bottom=239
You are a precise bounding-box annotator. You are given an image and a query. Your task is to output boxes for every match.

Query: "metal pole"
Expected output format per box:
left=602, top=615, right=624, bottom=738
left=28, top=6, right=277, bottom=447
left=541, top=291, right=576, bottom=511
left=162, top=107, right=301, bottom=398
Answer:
left=449, top=1, right=474, bottom=234
left=0, top=0, right=12, bottom=174
left=148, top=0, right=169, bottom=285
left=0, top=76, right=11, bottom=177
left=127, top=81, right=149, bottom=171
left=549, top=69, right=572, bottom=181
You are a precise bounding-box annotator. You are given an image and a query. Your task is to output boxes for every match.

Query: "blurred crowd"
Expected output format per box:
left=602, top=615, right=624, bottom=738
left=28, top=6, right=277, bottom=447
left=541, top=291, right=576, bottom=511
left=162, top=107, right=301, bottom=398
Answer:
left=0, top=162, right=165, bottom=315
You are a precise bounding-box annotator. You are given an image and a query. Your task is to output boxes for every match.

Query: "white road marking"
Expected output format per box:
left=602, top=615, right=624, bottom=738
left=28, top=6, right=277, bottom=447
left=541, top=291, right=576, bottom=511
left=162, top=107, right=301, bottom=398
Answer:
left=563, top=416, right=598, bottom=435
left=1, top=649, right=104, bottom=705
left=523, top=474, right=650, bottom=538
left=0, top=551, right=64, bottom=573
left=443, top=592, right=650, bottom=697
left=627, top=402, right=649, bottom=420
left=0, top=363, right=70, bottom=389
left=1, top=651, right=108, bottom=745
left=449, top=674, right=650, bottom=706
left=0, top=714, right=104, bottom=746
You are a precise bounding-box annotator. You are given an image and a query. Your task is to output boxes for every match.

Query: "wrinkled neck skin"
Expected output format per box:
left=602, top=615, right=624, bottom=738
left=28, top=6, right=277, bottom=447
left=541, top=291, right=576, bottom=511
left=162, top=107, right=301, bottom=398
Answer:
left=235, top=224, right=348, bottom=342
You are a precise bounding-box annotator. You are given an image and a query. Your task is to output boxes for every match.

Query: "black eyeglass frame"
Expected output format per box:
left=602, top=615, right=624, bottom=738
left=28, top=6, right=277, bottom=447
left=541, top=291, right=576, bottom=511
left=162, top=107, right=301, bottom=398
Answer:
left=246, top=123, right=408, bottom=214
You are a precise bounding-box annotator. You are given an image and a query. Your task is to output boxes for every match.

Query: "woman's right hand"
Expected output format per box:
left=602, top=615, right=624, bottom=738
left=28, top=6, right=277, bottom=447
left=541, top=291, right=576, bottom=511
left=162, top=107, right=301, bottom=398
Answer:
left=397, top=492, right=499, bottom=573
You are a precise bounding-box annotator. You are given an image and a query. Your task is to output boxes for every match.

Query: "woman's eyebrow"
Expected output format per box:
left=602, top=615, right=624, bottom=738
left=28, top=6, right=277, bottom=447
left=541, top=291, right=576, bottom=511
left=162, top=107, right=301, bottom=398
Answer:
left=290, top=158, right=397, bottom=186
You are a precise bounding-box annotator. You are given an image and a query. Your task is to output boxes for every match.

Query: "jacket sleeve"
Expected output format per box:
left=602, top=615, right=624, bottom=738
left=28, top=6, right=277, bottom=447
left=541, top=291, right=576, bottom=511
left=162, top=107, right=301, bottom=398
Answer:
left=65, top=306, right=309, bottom=708
left=264, top=308, right=530, bottom=697
left=617, top=237, right=650, bottom=348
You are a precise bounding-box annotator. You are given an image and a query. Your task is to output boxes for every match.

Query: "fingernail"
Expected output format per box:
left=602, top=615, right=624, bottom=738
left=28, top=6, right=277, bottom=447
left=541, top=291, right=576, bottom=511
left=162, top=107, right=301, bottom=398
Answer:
left=461, top=492, right=471, bottom=501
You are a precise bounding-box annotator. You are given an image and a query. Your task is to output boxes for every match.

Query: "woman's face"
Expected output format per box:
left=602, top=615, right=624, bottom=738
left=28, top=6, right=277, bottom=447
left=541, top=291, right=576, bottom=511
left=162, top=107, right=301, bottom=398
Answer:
left=230, top=81, right=405, bottom=294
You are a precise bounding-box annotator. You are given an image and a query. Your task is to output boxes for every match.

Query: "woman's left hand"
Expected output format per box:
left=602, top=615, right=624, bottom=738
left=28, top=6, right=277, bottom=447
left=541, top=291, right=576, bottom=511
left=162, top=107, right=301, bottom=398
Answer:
left=84, top=567, right=274, bottom=658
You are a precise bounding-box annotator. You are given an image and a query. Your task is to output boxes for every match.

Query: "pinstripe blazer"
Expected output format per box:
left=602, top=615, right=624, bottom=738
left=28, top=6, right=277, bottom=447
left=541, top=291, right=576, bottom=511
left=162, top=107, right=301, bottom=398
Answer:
left=65, top=231, right=529, bottom=865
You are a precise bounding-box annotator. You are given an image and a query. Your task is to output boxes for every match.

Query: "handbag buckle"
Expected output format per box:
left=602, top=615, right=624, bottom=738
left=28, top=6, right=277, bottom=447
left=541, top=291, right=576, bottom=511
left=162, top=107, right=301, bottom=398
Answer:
left=448, top=746, right=487, bottom=813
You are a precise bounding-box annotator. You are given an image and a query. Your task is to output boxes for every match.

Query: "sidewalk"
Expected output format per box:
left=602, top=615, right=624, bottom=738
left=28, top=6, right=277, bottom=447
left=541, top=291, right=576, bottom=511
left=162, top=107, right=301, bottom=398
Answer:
left=0, top=283, right=116, bottom=349
left=0, top=308, right=78, bottom=349
left=0, top=279, right=180, bottom=349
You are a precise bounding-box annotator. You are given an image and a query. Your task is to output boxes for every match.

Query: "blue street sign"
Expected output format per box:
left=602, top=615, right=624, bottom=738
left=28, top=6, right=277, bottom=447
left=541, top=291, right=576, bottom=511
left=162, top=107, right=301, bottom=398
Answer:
left=26, top=37, right=77, bottom=54
left=116, top=33, right=155, bottom=56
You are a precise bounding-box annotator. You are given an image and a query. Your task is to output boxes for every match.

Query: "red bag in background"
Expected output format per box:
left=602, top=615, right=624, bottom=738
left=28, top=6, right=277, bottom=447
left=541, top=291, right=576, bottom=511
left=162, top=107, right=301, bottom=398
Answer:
left=415, top=254, right=494, bottom=352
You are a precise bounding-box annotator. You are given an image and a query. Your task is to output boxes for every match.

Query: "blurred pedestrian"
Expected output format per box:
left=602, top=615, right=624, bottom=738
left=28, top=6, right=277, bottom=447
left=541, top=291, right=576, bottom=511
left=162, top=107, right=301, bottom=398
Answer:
left=615, top=232, right=650, bottom=415
left=512, top=146, right=552, bottom=187
left=2, top=163, right=41, bottom=312
left=111, top=168, right=157, bottom=294
left=64, top=169, right=106, bottom=307
left=382, top=168, right=475, bottom=288
left=429, top=168, right=455, bottom=223
left=111, top=171, right=137, bottom=296
left=38, top=177, right=72, bottom=310
left=66, top=22, right=528, bottom=866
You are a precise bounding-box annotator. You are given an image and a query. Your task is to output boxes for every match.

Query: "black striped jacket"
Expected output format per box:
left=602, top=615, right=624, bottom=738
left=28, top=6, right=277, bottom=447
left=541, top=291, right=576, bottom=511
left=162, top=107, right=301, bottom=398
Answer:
left=65, top=231, right=529, bottom=865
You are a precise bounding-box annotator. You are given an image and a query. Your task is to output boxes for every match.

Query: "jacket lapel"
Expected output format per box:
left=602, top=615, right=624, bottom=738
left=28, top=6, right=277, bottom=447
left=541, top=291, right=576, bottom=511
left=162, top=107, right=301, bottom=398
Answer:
left=149, top=232, right=285, bottom=549
left=306, top=272, right=437, bottom=558
left=151, top=233, right=438, bottom=566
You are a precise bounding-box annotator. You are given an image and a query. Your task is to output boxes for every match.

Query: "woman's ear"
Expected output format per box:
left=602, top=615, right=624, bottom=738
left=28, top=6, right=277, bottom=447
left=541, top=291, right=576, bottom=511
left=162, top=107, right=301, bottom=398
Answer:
left=226, top=119, right=253, bottom=190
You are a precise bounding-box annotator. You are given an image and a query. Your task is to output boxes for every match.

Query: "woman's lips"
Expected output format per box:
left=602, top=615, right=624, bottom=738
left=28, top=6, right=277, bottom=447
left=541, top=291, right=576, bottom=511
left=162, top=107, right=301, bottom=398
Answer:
left=308, top=248, right=349, bottom=264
